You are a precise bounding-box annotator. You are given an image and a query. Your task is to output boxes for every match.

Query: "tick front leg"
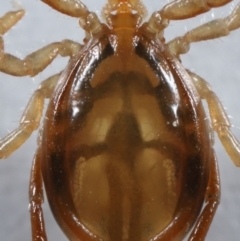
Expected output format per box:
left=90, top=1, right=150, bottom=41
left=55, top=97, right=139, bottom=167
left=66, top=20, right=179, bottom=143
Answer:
left=0, top=10, right=25, bottom=61
left=188, top=150, right=220, bottom=240
left=161, top=0, right=231, bottom=20
left=41, top=0, right=102, bottom=34
left=188, top=70, right=240, bottom=166
left=0, top=10, right=82, bottom=77
left=29, top=149, right=47, bottom=241
left=167, top=3, right=240, bottom=57
left=0, top=73, right=61, bottom=159
left=146, top=0, right=238, bottom=38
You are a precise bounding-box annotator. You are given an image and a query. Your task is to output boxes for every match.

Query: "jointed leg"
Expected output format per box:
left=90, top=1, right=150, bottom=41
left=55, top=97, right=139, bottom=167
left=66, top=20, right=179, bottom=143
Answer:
left=167, top=3, right=240, bottom=57
left=41, top=0, right=102, bottom=35
left=188, top=149, right=220, bottom=240
left=145, top=0, right=238, bottom=36
left=188, top=70, right=240, bottom=166
left=0, top=10, right=82, bottom=77
left=0, top=10, right=24, bottom=61
left=0, top=72, right=61, bottom=159
left=29, top=148, right=47, bottom=241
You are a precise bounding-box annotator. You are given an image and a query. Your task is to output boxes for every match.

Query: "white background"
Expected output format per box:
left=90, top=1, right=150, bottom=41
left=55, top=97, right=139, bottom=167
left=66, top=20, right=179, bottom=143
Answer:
left=0, top=0, right=240, bottom=240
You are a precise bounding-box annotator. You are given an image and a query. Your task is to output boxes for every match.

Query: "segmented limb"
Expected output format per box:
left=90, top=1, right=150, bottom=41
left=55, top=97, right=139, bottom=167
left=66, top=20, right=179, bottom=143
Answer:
left=29, top=149, right=47, bottom=241
left=0, top=73, right=61, bottom=159
left=41, top=0, right=102, bottom=34
left=167, top=3, right=240, bottom=57
left=0, top=10, right=82, bottom=77
left=0, top=9, right=82, bottom=158
left=0, top=10, right=24, bottom=61
left=188, top=70, right=240, bottom=166
left=188, top=150, right=220, bottom=240
left=161, top=0, right=232, bottom=20
left=146, top=0, right=233, bottom=33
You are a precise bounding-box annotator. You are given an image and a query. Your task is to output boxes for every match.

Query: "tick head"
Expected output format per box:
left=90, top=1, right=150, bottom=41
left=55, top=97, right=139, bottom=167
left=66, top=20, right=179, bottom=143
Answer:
left=103, top=0, right=147, bottom=30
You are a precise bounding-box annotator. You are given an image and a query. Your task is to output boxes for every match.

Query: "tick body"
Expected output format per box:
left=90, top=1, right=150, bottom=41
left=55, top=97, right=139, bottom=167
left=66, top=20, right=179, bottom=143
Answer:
left=0, top=0, right=240, bottom=241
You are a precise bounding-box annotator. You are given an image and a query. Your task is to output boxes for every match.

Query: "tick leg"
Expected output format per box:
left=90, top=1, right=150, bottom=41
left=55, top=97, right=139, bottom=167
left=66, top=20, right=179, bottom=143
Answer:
left=146, top=0, right=235, bottom=35
left=29, top=149, right=47, bottom=241
left=167, top=3, right=240, bottom=57
left=0, top=10, right=25, bottom=60
left=161, top=0, right=231, bottom=20
left=188, top=70, right=240, bottom=166
left=188, top=149, right=220, bottom=240
left=0, top=73, right=61, bottom=159
left=41, top=0, right=102, bottom=34
left=0, top=38, right=82, bottom=77
left=0, top=9, right=25, bottom=36
left=0, top=10, right=82, bottom=76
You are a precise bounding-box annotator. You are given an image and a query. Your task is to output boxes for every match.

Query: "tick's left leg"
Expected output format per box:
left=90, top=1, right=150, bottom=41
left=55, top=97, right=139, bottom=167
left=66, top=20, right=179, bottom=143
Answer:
left=29, top=148, right=47, bottom=241
left=0, top=72, right=61, bottom=158
left=0, top=10, right=82, bottom=77
left=167, top=3, right=240, bottom=58
left=188, top=70, right=240, bottom=166
left=188, top=149, right=220, bottom=240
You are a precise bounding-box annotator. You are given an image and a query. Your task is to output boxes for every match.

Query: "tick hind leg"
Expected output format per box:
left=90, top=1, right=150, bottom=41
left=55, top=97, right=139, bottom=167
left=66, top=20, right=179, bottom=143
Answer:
left=188, top=70, right=240, bottom=166
left=188, top=149, right=220, bottom=240
left=0, top=72, right=61, bottom=159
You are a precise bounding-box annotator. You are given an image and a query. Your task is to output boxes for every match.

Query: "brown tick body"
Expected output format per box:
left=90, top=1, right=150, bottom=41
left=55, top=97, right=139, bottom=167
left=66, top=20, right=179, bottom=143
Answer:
left=0, top=0, right=240, bottom=240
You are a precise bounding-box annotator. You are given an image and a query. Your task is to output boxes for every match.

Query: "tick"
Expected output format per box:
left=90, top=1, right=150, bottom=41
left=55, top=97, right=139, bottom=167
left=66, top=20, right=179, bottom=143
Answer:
left=0, top=0, right=240, bottom=240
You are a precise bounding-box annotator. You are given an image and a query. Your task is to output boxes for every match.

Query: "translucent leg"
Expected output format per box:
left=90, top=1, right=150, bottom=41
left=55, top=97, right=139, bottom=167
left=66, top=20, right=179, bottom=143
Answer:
left=189, top=70, right=240, bottom=166
left=161, top=0, right=231, bottom=20
left=0, top=73, right=61, bottom=159
left=29, top=149, right=47, bottom=241
left=41, top=0, right=102, bottom=34
left=167, top=3, right=240, bottom=57
left=145, top=0, right=236, bottom=35
left=0, top=9, right=82, bottom=77
left=0, top=10, right=25, bottom=61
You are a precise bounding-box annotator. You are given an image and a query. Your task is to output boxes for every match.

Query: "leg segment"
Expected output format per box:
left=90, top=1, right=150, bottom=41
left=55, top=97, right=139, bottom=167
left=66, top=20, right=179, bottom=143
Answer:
left=0, top=9, right=25, bottom=36
left=0, top=10, right=25, bottom=60
left=29, top=149, right=47, bottom=241
left=167, top=3, right=240, bottom=57
left=188, top=70, right=240, bottom=166
left=0, top=10, right=82, bottom=77
left=188, top=149, right=220, bottom=240
left=0, top=38, right=82, bottom=76
left=0, top=72, right=61, bottom=159
left=41, top=0, right=102, bottom=34
left=161, top=0, right=231, bottom=20
left=145, top=0, right=237, bottom=36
